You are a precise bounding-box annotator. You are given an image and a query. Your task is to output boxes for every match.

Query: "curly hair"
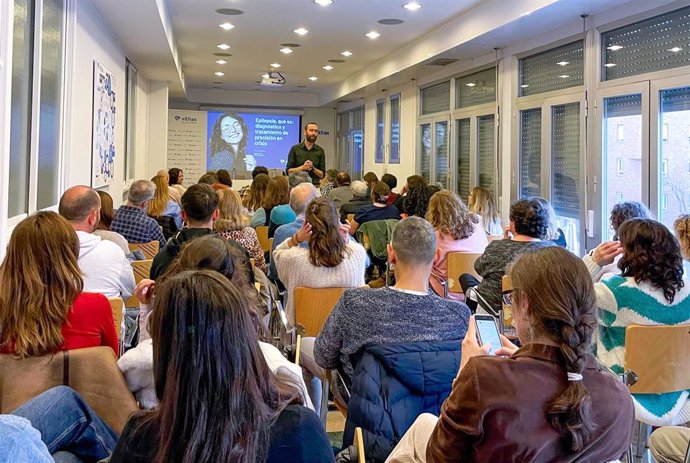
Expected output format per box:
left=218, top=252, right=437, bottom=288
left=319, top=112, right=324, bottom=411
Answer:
left=609, top=201, right=652, bottom=240
left=426, top=190, right=478, bottom=240
left=209, top=112, right=248, bottom=159
left=617, top=218, right=684, bottom=304
left=673, top=214, right=690, bottom=261
left=305, top=197, right=347, bottom=268
left=405, top=184, right=434, bottom=218
left=509, top=198, right=549, bottom=239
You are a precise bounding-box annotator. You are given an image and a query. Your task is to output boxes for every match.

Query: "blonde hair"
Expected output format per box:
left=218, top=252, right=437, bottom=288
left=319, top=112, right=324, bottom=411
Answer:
left=0, top=212, right=83, bottom=357
left=674, top=214, right=690, bottom=261
left=426, top=190, right=478, bottom=240
left=148, top=175, right=170, bottom=217
left=469, top=186, right=499, bottom=231
left=243, top=173, right=269, bottom=212
left=214, top=188, right=249, bottom=232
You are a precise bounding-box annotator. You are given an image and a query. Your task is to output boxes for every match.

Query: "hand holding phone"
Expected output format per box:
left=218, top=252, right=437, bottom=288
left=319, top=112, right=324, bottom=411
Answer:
left=474, top=314, right=502, bottom=356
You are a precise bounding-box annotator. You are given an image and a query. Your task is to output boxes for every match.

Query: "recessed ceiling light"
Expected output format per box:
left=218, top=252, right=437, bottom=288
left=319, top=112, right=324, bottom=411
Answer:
left=280, top=47, right=294, bottom=54
left=557, top=61, right=569, bottom=66
left=604, top=63, right=617, bottom=68
left=667, top=46, right=683, bottom=53
left=219, top=22, right=234, bottom=30
left=217, top=43, right=231, bottom=50
left=520, top=84, right=529, bottom=88
left=308, top=76, right=318, bottom=81
left=607, top=45, right=623, bottom=51
left=215, top=8, right=244, bottom=15
left=293, top=27, right=309, bottom=36
left=402, top=1, right=422, bottom=11
left=558, top=74, right=570, bottom=78
left=340, top=50, right=353, bottom=57
left=465, top=82, right=476, bottom=87
left=215, top=60, right=227, bottom=65
left=322, top=65, right=333, bottom=70
left=261, top=73, right=270, bottom=79
left=214, top=72, right=225, bottom=77
left=366, top=31, right=380, bottom=39
left=314, top=0, right=333, bottom=5
left=270, top=63, right=281, bottom=68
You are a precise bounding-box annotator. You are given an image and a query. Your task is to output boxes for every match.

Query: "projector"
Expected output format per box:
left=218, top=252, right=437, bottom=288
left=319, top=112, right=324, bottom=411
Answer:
left=260, top=71, right=286, bottom=87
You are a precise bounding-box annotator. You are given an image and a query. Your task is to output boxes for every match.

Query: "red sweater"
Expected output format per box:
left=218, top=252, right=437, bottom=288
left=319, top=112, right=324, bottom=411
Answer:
left=0, top=292, right=119, bottom=356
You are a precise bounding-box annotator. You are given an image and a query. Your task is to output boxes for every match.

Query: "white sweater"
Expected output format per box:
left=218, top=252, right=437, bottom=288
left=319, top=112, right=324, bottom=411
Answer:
left=77, top=231, right=135, bottom=299
left=274, top=237, right=368, bottom=324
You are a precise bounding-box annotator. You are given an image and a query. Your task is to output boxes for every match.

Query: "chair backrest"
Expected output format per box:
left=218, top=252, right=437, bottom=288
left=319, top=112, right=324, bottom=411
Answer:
left=355, top=427, right=366, bottom=463
left=128, top=240, right=159, bottom=259
left=125, top=259, right=153, bottom=307
left=347, top=213, right=355, bottom=224
left=269, top=237, right=274, bottom=259
left=294, top=287, right=346, bottom=337
left=108, top=297, right=124, bottom=338
left=624, top=324, right=690, bottom=394
left=256, top=226, right=270, bottom=253
left=0, top=347, right=138, bottom=433
left=500, top=274, right=514, bottom=329
left=446, top=252, right=482, bottom=293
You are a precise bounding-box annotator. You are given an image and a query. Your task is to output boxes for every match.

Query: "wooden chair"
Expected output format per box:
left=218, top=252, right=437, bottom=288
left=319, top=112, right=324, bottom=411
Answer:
left=623, top=324, right=690, bottom=462
left=108, top=297, right=125, bottom=356
left=125, top=259, right=153, bottom=307
left=355, top=426, right=366, bottom=463
left=128, top=240, right=159, bottom=260
left=347, top=213, right=355, bottom=224
left=293, top=287, right=346, bottom=337
left=500, top=275, right=515, bottom=337
left=445, top=252, right=482, bottom=296
left=0, top=347, right=138, bottom=434
left=256, top=226, right=271, bottom=253
left=293, top=334, right=302, bottom=366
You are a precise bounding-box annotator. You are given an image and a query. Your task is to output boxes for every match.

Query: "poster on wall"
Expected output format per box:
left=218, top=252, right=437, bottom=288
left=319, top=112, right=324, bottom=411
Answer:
left=91, top=60, right=116, bottom=188
left=168, top=110, right=207, bottom=184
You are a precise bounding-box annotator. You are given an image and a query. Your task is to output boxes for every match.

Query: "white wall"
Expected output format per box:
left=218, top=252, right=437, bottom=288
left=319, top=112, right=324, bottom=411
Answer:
left=303, top=107, right=337, bottom=171
left=146, top=80, right=169, bottom=178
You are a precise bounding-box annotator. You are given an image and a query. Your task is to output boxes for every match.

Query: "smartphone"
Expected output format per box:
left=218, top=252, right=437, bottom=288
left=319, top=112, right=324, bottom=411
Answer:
left=474, top=314, right=502, bottom=355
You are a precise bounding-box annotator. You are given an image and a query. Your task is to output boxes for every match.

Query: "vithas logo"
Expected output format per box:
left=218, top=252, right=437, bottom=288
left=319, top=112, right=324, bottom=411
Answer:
left=174, top=115, right=197, bottom=122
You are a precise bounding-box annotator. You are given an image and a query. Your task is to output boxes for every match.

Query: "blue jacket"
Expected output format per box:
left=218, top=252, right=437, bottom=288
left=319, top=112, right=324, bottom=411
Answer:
left=343, top=340, right=462, bottom=462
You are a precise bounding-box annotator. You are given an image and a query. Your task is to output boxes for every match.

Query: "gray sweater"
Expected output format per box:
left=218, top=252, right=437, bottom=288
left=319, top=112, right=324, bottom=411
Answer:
left=314, top=286, right=470, bottom=383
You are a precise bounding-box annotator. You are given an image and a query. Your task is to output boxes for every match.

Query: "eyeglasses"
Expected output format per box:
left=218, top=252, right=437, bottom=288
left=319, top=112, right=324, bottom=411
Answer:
left=502, top=288, right=515, bottom=306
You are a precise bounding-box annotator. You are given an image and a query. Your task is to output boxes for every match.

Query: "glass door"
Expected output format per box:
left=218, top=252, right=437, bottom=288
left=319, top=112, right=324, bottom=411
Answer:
left=419, top=123, right=431, bottom=183
left=433, top=118, right=450, bottom=188
left=350, top=130, right=363, bottom=180
left=456, top=118, right=471, bottom=201
left=454, top=110, right=496, bottom=202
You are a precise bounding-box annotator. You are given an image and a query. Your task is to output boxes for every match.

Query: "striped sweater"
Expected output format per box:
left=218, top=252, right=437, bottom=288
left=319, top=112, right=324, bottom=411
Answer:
left=594, top=271, right=690, bottom=426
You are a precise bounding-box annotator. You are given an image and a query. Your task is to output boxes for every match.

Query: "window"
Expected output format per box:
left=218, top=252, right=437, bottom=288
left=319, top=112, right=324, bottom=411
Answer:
left=477, top=114, right=496, bottom=196
left=601, top=6, right=690, bottom=81
left=518, top=41, right=584, bottom=97
left=124, top=59, right=137, bottom=180
left=456, top=118, right=471, bottom=200
left=617, top=124, right=624, bottom=142
left=659, top=86, right=690, bottom=227
left=375, top=99, right=384, bottom=163
left=420, top=81, right=450, bottom=115
left=456, top=67, right=496, bottom=109
left=617, top=157, right=624, bottom=175
left=519, top=108, right=542, bottom=198
left=389, top=94, right=400, bottom=164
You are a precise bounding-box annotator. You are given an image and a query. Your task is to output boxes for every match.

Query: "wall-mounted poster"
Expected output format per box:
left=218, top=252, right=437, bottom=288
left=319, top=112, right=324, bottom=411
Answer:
left=92, top=60, right=116, bottom=187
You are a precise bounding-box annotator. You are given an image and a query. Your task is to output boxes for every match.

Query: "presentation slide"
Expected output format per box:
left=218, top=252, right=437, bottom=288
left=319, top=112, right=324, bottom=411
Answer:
left=206, top=111, right=300, bottom=178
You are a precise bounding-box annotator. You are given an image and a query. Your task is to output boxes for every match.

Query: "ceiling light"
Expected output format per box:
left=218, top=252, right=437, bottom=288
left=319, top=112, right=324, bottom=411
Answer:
left=557, top=61, right=569, bottom=66
left=308, top=76, right=318, bottom=81
left=214, top=72, right=225, bottom=76
left=341, top=50, right=353, bottom=57
left=558, top=74, right=570, bottom=78
left=217, top=43, right=231, bottom=50
left=314, top=0, right=333, bottom=5
left=402, top=1, right=422, bottom=11
left=366, top=31, right=381, bottom=39
left=280, top=47, right=294, bottom=54
left=465, top=82, right=476, bottom=87
left=607, top=45, right=623, bottom=51
left=667, top=46, right=683, bottom=53
left=604, top=63, right=617, bottom=68
left=322, top=65, right=333, bottom=70
left=293, top=27, right=309, bottom=36
left=270, top=63, right=281, bottom=68
left=520, top=84, right=529, bottom=88
left=215, top=60, right=227, bottom=65
left=261, top=73, right=270, bottom=79
left=219, top=22, right=234, bottom=30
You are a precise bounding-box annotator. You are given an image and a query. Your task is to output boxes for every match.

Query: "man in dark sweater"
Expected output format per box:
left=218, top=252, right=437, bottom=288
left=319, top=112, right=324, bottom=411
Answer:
left=311, top=216, right=471, bottom=386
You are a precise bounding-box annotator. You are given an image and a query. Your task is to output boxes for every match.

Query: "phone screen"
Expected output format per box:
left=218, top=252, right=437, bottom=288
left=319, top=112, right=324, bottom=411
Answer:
left=475, top=317, right=501, bottom=355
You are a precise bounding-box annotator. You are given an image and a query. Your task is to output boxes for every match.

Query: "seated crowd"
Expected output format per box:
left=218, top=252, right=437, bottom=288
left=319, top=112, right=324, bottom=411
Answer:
left=1, top=165, right=689, bottom=463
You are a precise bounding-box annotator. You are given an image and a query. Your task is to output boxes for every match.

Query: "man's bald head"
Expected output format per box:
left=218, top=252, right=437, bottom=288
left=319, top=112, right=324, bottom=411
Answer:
left=289, top=182, right=318, bottom=215
left=59, top=185, right=101, bottom=224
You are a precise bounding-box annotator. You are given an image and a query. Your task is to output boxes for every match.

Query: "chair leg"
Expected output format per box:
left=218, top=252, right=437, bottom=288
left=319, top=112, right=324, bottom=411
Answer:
left=632, top=421, right=652, bottom=463
left=319, top=375, right=330, bottom=427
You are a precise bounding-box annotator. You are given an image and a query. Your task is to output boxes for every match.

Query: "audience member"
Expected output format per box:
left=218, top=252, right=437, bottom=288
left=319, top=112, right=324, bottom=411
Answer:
left=468, top=186, right=502, bottom=236
left=217, top=169, right=233, bottom=188
left=389, top=246, right=633, bottom=462
left=243, top=172, right=270, bottom=214
left=111, top=180, right=166, bottom=248
left=349, top=181, right=400, bottom=235
left=339, top=180, right=369, bottom=222
left=381, top=173, right=399, bottom=205
left=59, top=185, right=135, bottom=299
left=363, top=171, right=379, bottom=195
left=459, top=198, right=556, bottom=314
left=156, top=169, right=181, bottom=204
left=674, top=214, right=690, bottom=275
left=198, top=171, right=219, bottom=184
left=313, top=216, right=470, bottom=389
left=94, top=189, right=131, bottom=256
left=0, top=212, right=119, bottom=357
left=393, top=174, right=426, bottom=213
left=274, top=197, right=368, bottom=324
left=289, top=170, right=311, bottom=189
left=168, top=167, right=186, bottom=196
left=650, top=426, right=690, bottom=463
left=426, top=190, right=488, bottom=299
left=405, top=182, right=434, bottom=218
left=588, top=218, right=690, bottom=426
left=533, top=197, right=567, bottom=248
left=148, top=175, right=183, bottom=233
left=250, top=175, right=290, bottom=229
left=320, top=168, right=339, bottom=196
left=110, top=270, right=333, bottom=463
left=239, top=166, right=270, bottom=198
left=270, top=182, right=319, bottom=279
left=214, top=188, right=267, bottom=274
left=327, top=171, right=354, bottom=210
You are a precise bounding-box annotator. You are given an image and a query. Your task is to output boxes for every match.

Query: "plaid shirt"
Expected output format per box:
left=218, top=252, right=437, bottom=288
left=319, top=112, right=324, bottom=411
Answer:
left=111, top=205, right=166, bottom=248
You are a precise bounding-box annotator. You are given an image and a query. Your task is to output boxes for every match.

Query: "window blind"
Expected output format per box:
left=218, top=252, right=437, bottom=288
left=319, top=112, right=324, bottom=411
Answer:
left=390, top=95, right=400, bottom=163
left=435, top=121, right=449, bottom=187
left=456, top=119, right=471, bottom=200
left=551, top=103, right=581, bottom=219
left=519, top=41, right=584, bottom=97
left=375, top=100, right=384, bottom=163
left=520, top=108, right=542, bottom=198
left=477, top=115, right=496, bottom=197
left=351, top=107, right=363, bottom=130
left=421, top=81, right=450, bottom=115
left=420, top=124, right=431, bottom=182
left=457, top=68, right=496, bottom=109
